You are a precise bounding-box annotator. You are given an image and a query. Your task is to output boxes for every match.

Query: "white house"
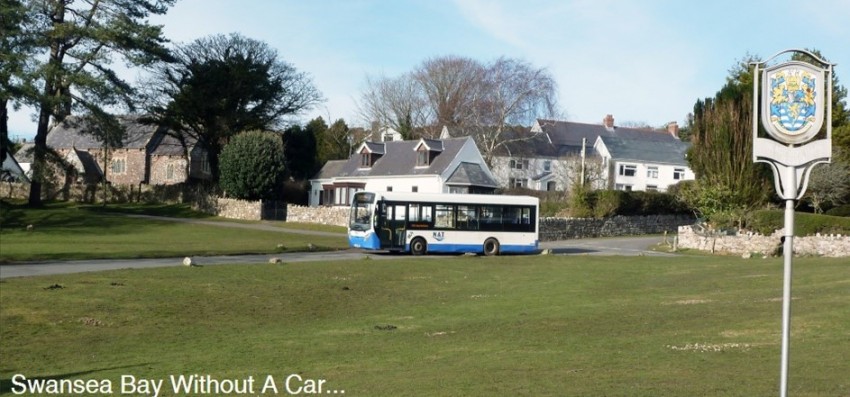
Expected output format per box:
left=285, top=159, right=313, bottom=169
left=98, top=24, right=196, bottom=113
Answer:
left=442, top=115, right=691, bottom=193
left=308, top=136, right=498, bottom=207
left=593, top=134, right=694, bottom=192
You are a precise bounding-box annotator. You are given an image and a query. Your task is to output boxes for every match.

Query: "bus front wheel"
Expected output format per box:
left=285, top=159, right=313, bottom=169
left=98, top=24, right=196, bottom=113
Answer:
left=410, top=237, right=427, bottom=256
left=483, top=238, right=500, bottom=256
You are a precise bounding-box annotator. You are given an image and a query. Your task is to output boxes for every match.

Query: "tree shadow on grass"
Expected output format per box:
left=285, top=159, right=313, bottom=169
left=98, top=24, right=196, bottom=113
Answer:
left=0, top=363, right=152, bottom=394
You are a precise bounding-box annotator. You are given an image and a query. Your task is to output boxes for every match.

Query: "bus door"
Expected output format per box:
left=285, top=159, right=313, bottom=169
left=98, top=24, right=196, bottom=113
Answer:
left=378, top=202, right=408, bottom=249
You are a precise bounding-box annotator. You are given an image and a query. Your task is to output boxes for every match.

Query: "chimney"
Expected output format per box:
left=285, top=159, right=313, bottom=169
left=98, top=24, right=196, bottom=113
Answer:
left=602, top=114, right=615, bottom=130
left=666, top=121, right=679, bottom=139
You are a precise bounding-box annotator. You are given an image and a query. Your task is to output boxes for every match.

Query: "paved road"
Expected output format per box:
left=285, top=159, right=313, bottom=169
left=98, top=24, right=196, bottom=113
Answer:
left=0, top=214, right=675, bottom=279
left=0, top=235, right=674, bottom=279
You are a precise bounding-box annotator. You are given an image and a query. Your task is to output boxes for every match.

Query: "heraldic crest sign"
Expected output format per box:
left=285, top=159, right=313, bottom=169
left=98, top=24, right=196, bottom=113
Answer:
left=762, top=61, right=825, bottom=145
left=752, top=49, right=833, bottom=200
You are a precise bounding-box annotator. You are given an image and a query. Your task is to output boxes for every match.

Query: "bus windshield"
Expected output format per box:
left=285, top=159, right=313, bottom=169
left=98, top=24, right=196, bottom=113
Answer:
left=349, top=192, right=375, bottom=231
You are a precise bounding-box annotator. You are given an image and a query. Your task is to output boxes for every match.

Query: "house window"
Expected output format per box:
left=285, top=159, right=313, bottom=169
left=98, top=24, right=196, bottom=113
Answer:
left=360, top=152, right=371, bottom=168
left=384, top=134, right=395, bottom=142
left=546, top=181, right=556, bottom=191
left=674, top=168, right=686, bottom=180
left=646, top=185, right=658, bottom=192
left=509, top=158, right=529, bottom=170
left=615, top=183, right=633, bottom=191
left=647, top=166, right=658, bottom=179
left=618, top=164, right=637, bottom=177
left=111, top=158, right=126, bottom=175
left=543, top=160, right=551, bottom=172
left=166, top=163, right=174, bottom=180
left=387, top=186, right=393, bottom=192
left=412, top=186, right=418, bottom=193
left=509, top=178, right=527, bottom=188
left=417, top=148, right=429, bottom=167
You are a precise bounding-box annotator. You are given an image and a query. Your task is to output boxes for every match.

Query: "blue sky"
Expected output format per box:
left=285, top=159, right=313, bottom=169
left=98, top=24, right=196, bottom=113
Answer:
left=8, top=0, right=849, bottom=140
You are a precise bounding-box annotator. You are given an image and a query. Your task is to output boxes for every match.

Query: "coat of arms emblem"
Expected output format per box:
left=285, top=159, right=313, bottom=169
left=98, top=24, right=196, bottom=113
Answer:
left=761, top=62, right=825, bottom=144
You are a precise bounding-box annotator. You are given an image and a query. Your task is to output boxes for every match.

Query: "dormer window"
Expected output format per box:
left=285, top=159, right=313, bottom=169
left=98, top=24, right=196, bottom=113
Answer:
left=417, top=147, right=430, bottom=167
left=360, top=149, right=371, bottom=168
left=357, top=142, right=384, bottom=168
left=414, top=138, right=442, bottom=168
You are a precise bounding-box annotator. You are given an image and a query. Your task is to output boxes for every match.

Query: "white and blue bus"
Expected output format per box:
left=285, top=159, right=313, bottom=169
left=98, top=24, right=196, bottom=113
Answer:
left=348, top=191, right=539, bottom=255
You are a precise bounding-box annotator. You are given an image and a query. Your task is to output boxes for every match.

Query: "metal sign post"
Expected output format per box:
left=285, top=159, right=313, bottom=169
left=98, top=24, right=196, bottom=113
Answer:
left=751, top=49, right=834, bottom=397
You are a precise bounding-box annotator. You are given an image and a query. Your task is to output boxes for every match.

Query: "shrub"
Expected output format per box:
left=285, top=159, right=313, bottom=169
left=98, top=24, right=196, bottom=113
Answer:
left=750, top=209, right=850, bottom=236
left=825, top=204, right=850, bottom=217
left=569, top=185, right=594, bottom=218
left=219, top=130, right=286, bottom=201
left=593, top=190, right=621, bottom=218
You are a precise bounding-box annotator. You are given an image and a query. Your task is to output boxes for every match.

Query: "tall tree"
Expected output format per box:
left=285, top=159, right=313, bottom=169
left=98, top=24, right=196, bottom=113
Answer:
left=318, top=118, right=352, bottom=164
left=472, top=57, right=558, bottom=165
left=685, top=56, right=772, bottom=223
left=414, top=55, right=484, bottom=131
left=282, top=123, right=317, bottom=181
left=147, top=33, right=323, bottom=181
left=1, top=0, right=31, bottom=164
left=7, top=0, right=174, bottom=206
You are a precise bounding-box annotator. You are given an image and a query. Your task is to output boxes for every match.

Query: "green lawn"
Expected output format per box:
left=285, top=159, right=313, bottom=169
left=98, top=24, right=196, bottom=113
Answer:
left=1, top=255, right=847, bottom=396
left=0, top=201, right=348, bottom=262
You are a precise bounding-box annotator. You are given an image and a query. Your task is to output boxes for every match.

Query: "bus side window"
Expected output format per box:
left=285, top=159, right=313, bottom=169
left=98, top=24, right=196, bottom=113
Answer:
left=457, top=205, right=478, bottom=230
left=435, top=204, right=455, bottom=228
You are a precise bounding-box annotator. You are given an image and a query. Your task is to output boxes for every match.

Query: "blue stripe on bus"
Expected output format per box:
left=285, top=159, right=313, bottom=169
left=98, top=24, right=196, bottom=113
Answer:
left=405, top=242, right=539, bottom=254
left=349, top=233, right=381, bottom=250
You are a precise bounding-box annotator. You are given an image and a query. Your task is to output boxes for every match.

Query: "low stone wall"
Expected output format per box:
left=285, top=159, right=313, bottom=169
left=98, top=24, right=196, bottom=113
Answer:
left=539, top=214, right=695, bottom=241
left=286, top=205, right=349, bottom=226
left=213, top=198, right=262, bottom=220
left=677, top=225, right=850, bottom=257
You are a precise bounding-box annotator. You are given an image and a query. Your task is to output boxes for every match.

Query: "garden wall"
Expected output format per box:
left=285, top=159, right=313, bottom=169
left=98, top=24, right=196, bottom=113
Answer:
left=677, top=225, right=850, bottom=257
left=539, top=214, right=695, bottom=241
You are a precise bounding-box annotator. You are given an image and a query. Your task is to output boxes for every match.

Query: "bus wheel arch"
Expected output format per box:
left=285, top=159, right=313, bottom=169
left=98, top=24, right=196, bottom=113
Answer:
left=483, top=238, right=500, bottom=256
left=410, top=237, right=427, bottom=256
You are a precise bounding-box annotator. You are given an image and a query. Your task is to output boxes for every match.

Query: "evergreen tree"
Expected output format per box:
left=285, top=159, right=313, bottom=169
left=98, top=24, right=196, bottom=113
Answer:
left=6, top=0, right=174, bottom=206
left=219, top=130, right=286, bottom=201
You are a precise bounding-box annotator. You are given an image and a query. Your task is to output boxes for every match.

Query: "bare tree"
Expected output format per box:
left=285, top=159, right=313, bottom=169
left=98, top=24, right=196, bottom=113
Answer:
left=413, top=55, right=485, bottom=131
left=472, top=57, right=558, bottom=165
left=356, top=73, right=429, bottom=139
left=356, top=55, right=559, bottom=167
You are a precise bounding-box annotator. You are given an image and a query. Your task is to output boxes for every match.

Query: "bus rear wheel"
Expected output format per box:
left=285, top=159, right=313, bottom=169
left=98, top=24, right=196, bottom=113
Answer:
left=410, top=237, right=427, bottom=256
left=483, top=238, right=500, bottom=256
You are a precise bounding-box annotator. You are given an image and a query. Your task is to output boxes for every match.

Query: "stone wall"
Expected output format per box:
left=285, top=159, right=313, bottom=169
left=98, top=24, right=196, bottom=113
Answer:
left=212, top=198, right=262, bottom=220
left=539, top=214, right=695, bottom=241
left=677, top=225, right=850, bottom=257
left=286, top=204, right=349, bottom=226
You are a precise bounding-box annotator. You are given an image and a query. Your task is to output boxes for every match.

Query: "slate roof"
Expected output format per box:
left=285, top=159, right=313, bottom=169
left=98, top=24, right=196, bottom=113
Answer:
left=336, top=137, right=472, bottom=178
left=312, top=137, right=499, bottom=188
left=13, top=142, right=34, bottom=163
left=150, top=133, right=199, bottom=156
left=445, top=162, right=498, bottom=187
left=537, top=119, right=679, bottom=148
left=311, top=160, right=347, bottom=180
left=598, top=136, right=690, bottom=166
left=46, top=115, right=161, bottom=150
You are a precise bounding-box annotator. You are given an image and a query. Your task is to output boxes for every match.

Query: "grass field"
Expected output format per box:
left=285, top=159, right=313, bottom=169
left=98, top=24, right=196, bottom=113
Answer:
left=0, top=202, right=348, bottom=262
left=1, top=255, right=847, bottom=396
